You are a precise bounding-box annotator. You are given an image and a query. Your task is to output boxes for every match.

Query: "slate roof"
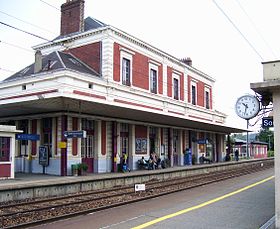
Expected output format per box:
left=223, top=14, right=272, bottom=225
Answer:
left=3, top=51, right=100, bottom=82
left=234, top=138, right=268, bottom=145
left=54, top=17, right=107, bottom=41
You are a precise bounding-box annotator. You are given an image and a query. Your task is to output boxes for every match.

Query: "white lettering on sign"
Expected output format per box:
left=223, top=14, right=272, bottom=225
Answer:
left=135, top=184, right=145, bottom=192
left=262, top=118, right=273, bottom=128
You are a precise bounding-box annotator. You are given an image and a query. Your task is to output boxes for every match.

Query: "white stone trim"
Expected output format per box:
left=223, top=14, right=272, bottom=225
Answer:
left=120, top=50, right=133, bottom=86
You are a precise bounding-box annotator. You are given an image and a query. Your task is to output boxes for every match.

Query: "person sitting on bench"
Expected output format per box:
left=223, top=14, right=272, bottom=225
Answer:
left=200, top=154, right=211, bottom=164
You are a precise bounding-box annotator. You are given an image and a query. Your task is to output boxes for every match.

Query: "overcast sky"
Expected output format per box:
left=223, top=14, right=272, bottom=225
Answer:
left=0, top=0, right=279, bottom=131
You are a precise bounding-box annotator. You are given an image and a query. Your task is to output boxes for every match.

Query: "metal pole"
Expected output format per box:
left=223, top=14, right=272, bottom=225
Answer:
left=268, top=134, right=271, bottom=151
left=246, top=120, right=249, bottom=158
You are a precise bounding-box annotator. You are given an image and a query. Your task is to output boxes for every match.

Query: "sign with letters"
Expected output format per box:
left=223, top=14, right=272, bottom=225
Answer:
left=262, top=117, right=273, bottom=128
left=16, top=134, right=40, bottom=141
left=135, top=184, right=145, bottom=192
left=64, top=130, right=86, bottom=138
left=39, top=146, right=49, bottom=166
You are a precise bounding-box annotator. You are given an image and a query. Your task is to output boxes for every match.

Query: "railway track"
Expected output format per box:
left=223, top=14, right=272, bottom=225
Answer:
left=0, top=161, right=273, bottom=228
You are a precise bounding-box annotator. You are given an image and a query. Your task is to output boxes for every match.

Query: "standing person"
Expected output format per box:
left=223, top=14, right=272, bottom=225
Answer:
left=234, top=149, right=239, bottom=161
left=122, top=152, right=130, bottom=172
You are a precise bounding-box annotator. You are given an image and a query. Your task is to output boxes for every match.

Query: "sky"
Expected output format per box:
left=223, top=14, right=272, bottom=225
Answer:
left=0, top=0, right=279, bottom=131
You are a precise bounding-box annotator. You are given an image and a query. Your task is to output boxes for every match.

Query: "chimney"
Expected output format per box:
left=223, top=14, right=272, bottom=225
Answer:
left=181, top=57, right=192, bottom=66
left=60, top=0, right=85, bottom=36
left=34, top=50, right=42, bottom=73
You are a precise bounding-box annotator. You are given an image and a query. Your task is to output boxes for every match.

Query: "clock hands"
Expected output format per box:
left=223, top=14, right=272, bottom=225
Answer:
left=236, top=95, right=260, bottom=119
left=242, top=103, right=248, bottom=116
left=242, top=103, right=248, bottom=109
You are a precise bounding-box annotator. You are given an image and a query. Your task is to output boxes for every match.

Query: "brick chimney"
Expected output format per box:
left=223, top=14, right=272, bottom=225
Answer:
left=181, top=57, right=192, bottom=66
left=60, top=0, right=85, bottom=36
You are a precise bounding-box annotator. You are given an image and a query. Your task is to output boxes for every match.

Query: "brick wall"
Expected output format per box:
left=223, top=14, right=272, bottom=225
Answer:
left=66, top=42, right=101, bottom=74
left=60, top=0, right=85, bottom=36
left=167, top=66, right=173, bottom=97
left=197, top=81, right=205, bottom=107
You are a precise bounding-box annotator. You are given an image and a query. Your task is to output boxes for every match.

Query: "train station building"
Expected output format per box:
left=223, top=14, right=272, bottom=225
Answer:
left=0, top=0, right=244, bottom=176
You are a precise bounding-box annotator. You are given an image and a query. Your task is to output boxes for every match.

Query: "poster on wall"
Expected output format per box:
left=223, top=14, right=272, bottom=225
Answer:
left=135, top=138, right=147, bottom=154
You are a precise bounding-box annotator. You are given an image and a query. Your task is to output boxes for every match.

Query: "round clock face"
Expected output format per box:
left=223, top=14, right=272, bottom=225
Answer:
left=235, top=95, right=260, bottom=120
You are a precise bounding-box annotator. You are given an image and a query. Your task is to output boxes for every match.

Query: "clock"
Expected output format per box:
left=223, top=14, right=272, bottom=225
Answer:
left=235, top=95, right=260, bottom=120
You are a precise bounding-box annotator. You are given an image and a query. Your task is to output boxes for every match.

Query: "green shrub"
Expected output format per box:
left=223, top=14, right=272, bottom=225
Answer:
left=267, top=151, right=274, bottom=157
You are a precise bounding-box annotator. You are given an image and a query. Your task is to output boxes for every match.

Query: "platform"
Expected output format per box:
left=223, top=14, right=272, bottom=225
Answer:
left=0, top=158, right=274, bottom=203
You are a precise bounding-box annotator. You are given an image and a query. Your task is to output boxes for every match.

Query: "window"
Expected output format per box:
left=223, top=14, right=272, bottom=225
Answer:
left=42, top=118, right=52, bottom=157
left=81, top=119, right=95, bottom=158
left=191, top=84, right=197, bottom=105
left=122, top=58, right=131, bottom=86
left=0, top=137, right=10, bottom=162
left=150, top=69, right=157, bottom=93
left=173, top=78, right=179, bottom=100
left=205, top=90, right=210, bottom=109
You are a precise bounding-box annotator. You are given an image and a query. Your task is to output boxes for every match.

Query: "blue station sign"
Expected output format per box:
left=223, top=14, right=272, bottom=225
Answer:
left=64, top=130, right=87, bottom=138
left=16, top=134, right=40, bottom=141
left=262, top=117, right=274, bottom=128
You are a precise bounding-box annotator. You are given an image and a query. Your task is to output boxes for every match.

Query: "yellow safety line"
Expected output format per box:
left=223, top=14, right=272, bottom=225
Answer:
left=131, top=175, right=275, bottom=229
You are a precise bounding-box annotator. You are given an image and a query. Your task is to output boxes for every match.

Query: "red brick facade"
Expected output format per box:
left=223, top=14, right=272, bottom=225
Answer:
left=197, top=81, right=204, bottom=107
left=167, top=66, right=173, bottom=97
left=113, top=43, right=164, bottom=93
left=180, top=72, right=184, bottom=101
left=60, top=0, right=85, bottom=36
left=135, top=125, right=147, bottom=138
left=188, top=75, right=212, bottom=108
left=66, top=42, right=101, bottom=74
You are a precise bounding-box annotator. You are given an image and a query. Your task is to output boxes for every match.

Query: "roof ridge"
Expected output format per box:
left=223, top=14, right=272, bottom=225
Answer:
left=56, top=51, right=66, bottom=69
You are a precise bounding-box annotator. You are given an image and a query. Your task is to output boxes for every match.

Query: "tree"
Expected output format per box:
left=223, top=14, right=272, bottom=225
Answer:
left=256, top=128, right=274, bottom=151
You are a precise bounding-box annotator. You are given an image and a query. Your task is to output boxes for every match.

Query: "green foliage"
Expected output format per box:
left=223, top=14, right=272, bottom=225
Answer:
left=256, top=128, right=274, bottom=150
left=267, top=151, right=274, bottom=157
left=77, top=163, right=88, bottom=171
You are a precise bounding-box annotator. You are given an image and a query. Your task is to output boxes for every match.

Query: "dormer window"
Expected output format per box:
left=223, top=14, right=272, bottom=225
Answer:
left=69, top=58, right=81, bottom=66
left=20, top=67, right=30, bottom=75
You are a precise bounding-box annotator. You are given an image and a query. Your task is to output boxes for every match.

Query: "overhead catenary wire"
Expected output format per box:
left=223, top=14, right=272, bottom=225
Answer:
left=0, top=10, right=56, bottom=35
left=0, top=40, right=34, bottom=53
left=212, top=0, right=264, bottom=61
left=39, top=0, right=60, bottom=11
left=0, top=21, right=51, bottom=42
left=235, top=0, right=278, bottom=59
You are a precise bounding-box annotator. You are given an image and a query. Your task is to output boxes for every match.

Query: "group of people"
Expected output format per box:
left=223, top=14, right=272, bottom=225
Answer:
left=138, top=152, right=161, bottom=170
left=225, top=149, right=239, bottom=162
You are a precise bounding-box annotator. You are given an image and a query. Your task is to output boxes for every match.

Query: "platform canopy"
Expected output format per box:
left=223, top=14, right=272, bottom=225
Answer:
left=0, top=96, right=247, bottom=134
